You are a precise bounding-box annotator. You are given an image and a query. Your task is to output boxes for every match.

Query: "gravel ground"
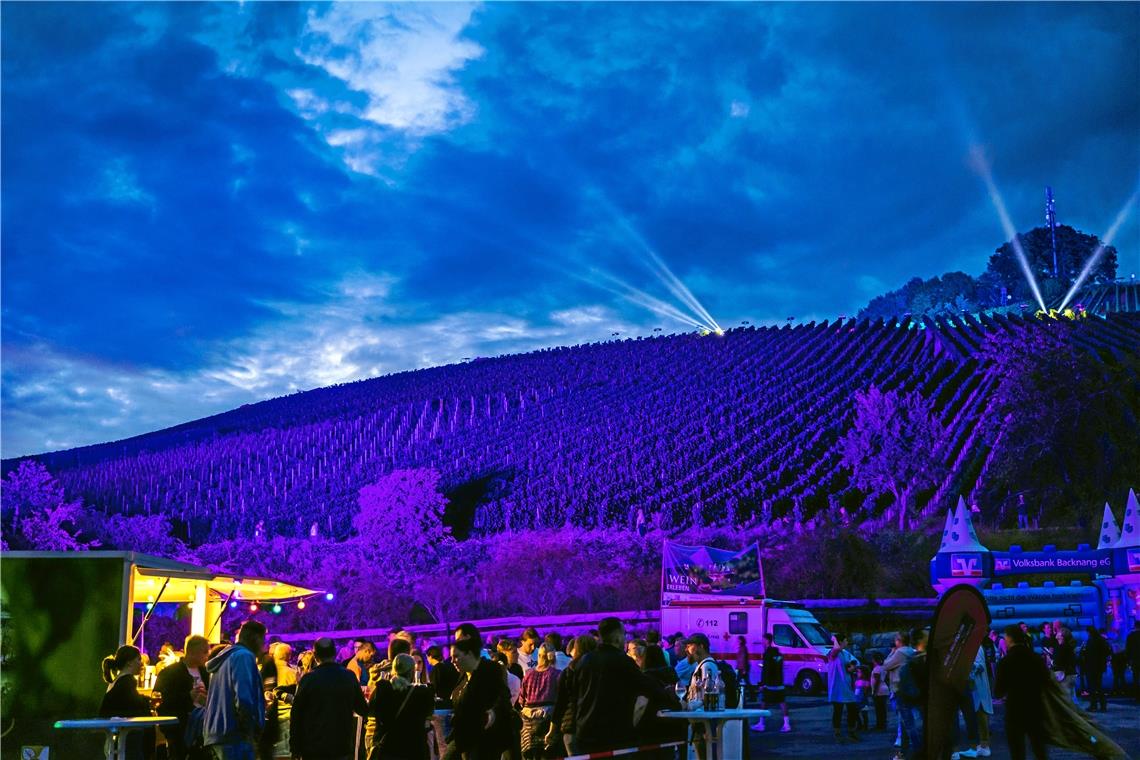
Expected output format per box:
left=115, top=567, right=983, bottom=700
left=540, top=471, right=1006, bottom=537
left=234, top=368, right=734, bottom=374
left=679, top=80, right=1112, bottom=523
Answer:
left=743, top=695, right=1140, bottom=759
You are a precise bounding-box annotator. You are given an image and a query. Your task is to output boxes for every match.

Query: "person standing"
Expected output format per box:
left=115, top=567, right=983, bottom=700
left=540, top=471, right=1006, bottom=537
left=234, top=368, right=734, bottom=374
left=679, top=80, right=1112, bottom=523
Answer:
left=1052, top=628, right=1077, bottom=703
left=445, top=635, right=511, bottom=760
left=347, top=641, right=377, bottom=688
left=994, top=625, right=1050, bottom=760
left=518, top=644, right=560, bottom=760
left=518, top=628, right=541, bottom=676
left=1016, top=493, right=1030, bottom=530
left=1081, top=626, right=1111, bottom=712
left=882, top=631, right=916, bottom=754
left=753, top=632, right=791, bottom=733
left=427, top=646, right=461, bottom=707
left=734, top=635, right=750, bottom=691
left=871, top=652, right=889, bottom=732
left=155, top=635, right=211, bottom=760
left=289, top=637, right=370, bottom=760
left=572, top=617, right=681, bottom=754
left=368, top=653, right=434, bottom=760
left=203, top=620, right=267, bottom=760
left=552, top=634, right=596, bottom=757
left=100, top=645, right=155, bottom=760
left=1126, top=619, right=1140, bottom=703
left=826, top=633, right=860, bottom=744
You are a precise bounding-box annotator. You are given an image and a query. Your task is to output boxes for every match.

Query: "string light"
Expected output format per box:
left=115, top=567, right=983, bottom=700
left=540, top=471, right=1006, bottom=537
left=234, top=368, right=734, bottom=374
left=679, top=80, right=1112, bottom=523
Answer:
left=272, top=603, right=282, bottom=614
left=250, top=602, right=259, bottom=612
left=325, top=592, right=335, bottom=601
left=229, top=600, right=238, bottom=609
left=297, top=600, right=306, bottom=610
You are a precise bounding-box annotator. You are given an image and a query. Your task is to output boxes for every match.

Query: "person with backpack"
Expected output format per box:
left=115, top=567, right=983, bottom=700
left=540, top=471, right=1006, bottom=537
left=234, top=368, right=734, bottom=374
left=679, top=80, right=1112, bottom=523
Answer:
left=826, top=633, right=860, bottom=744
left=893, top=628, right=927, bottom=760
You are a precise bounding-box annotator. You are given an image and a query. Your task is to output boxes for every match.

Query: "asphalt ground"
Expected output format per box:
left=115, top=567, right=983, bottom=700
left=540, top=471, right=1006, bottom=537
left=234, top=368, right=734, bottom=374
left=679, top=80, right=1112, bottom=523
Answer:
left=743, top=695, right=1140, bottom=759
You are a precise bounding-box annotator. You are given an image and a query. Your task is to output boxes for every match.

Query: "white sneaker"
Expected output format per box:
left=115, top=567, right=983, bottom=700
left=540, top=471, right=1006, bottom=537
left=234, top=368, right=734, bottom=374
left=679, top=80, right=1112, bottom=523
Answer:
left=976, top=747, right=991, bottom=757
left=781, top=719, right=792, bottom=733
left=951, top=750, right=978, bottom=760
left=750, top=722, right=765, bottom=732
left=894, top=738, right=903, bottom=748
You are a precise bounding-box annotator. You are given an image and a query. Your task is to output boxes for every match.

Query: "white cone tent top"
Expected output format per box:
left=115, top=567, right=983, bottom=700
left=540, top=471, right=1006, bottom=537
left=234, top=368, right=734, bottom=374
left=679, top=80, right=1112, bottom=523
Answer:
left=1098, top=502, right=1121, bottom=550
left=939, top=496, right=988, bottom=552
left=1114, top=488, right=1139, bottom=549
left=937, top=508, right=956, bottom=552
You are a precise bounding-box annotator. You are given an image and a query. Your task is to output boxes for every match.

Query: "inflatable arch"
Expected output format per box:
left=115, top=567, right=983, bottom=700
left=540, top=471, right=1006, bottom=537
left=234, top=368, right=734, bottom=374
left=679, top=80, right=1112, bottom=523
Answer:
left=930, top=489, right=1140, bottom=643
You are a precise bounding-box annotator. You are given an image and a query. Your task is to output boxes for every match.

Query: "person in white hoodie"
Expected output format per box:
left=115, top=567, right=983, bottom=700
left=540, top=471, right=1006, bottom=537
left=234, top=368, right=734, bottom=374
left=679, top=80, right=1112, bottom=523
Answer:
left=203, top=620, right=266, bottom=760
left=952, top=647, right=994, bottom=759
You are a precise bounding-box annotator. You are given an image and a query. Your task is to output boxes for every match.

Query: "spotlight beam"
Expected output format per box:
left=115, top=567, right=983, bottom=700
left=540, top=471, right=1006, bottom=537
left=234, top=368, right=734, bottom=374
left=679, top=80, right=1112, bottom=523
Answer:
left=1059, top=189, right=1139, bottom=310
left=588, top=189, right=722, bottom=331
left=970, top=147, right=1047, bottom=312
left=572, top=269, right=709, bottom=330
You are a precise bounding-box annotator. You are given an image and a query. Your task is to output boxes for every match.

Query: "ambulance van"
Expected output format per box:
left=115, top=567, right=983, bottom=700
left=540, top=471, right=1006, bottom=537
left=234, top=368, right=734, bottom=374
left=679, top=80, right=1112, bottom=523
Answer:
left=659, top=597, right=832, bottom=694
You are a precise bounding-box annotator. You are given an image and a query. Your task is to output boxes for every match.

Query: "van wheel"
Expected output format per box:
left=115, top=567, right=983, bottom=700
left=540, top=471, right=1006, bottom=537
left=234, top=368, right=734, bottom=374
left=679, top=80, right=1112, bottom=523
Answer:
left=795, top=670, right=822, bottom=695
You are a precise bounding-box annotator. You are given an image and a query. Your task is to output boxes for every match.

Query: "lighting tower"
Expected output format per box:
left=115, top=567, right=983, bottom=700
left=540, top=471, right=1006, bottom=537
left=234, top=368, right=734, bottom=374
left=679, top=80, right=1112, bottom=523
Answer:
left=1045, top=186, right=1059, bottom=278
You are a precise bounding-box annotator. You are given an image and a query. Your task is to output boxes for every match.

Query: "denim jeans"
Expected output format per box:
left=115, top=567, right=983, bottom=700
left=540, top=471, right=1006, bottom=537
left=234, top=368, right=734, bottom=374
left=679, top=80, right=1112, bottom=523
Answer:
left=207, top=744, right=256, bottom=760
left=897, top=702, right=922, bottom=759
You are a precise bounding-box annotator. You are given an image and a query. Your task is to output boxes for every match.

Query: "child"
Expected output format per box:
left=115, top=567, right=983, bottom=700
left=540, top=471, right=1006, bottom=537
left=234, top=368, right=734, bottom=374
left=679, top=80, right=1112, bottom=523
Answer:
left=871, top=652, right=889, bottom=731
left=853, top=665, right=871, bottom=732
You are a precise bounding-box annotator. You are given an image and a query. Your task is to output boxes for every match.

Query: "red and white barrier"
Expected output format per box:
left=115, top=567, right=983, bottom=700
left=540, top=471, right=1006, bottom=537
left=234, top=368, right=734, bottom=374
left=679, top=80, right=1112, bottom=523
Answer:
left=559, top=740, right=686, bottom=759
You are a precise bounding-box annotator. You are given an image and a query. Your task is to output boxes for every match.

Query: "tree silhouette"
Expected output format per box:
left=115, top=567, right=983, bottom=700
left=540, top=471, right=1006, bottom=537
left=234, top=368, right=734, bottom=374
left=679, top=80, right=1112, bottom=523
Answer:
left=987, top=225, right=1117, bottom=305
left=840, top=387, right=947, bottom=530
left=2, top=460, right=95, bottom=550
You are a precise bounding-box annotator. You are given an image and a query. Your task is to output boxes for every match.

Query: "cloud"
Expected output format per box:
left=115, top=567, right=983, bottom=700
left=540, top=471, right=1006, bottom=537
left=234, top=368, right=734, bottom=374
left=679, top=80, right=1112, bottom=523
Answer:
left=1, top=286, right=645, bottom=457
left=2, top=2, right=1137, bottom=458
left=291, top=3, right=484, bottom=173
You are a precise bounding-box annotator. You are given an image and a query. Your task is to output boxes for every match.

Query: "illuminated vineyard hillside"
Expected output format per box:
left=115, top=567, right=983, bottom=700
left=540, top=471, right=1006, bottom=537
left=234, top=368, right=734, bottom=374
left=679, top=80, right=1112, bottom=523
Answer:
left=7, top=312, right=1140, bottom=543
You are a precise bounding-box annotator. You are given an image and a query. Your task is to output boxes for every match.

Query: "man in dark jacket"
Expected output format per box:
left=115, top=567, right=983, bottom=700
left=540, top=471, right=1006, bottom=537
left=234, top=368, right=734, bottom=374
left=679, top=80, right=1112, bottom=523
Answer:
left=155, top=635, right=211, bottom=760
left=1127, top=619, right=1140, bottom=702
left=290, top=637, right=369, bottom=760
left=994, top=625, right=1050, bottom=760
left=427, top=646, right=461, bottom=707
left=571, top=617, right=681, bottom=753
left=1081, top=626, right=1112, bottom=712
left=445, top=635, right=510, bottom=759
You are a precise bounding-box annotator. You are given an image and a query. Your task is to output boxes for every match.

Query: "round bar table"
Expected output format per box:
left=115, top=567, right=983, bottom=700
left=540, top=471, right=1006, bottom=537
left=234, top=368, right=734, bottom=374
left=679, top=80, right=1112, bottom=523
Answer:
left=54, top=716, right=178, bottom=760
left=658, top=708, right=769, bottom=760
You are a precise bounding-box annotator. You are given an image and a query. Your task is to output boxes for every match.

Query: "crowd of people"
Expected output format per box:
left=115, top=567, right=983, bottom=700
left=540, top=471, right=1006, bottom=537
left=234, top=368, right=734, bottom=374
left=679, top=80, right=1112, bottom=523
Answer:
left=98, top=617, right=1140, bottom=760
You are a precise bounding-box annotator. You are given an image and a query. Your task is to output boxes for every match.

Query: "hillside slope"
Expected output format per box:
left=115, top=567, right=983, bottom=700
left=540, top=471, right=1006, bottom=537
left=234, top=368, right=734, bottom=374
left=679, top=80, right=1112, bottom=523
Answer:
left=7, top=313, right=1139, bottom=543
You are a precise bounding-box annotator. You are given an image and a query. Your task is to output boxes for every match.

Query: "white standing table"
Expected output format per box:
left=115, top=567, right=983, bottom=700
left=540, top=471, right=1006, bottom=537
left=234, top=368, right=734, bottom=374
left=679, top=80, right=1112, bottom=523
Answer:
left=658, top=708, right=769, bottom=760
left=54, top=716, right=178, bottom=760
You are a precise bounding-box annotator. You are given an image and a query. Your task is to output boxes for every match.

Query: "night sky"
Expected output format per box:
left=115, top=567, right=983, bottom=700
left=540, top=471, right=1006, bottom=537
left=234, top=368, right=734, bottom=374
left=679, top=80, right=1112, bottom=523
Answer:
left=2, top=2, right=1137, bottom=457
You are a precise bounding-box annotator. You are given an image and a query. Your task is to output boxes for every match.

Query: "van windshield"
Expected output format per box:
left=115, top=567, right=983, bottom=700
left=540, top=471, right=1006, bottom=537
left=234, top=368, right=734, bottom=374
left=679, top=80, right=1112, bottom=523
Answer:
left=796, top=622, right=831, bottom=646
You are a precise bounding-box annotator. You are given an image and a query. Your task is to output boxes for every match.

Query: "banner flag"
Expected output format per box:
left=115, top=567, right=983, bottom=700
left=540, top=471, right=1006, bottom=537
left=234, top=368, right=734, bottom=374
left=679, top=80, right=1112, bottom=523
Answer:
left=661, top=542, right=763, bottom=599
left=925, top=585, right=990, bottom=760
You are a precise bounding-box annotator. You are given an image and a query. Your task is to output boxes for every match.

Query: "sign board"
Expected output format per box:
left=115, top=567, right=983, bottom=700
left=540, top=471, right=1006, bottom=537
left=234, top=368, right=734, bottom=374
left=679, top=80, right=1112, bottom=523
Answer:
left=661, top=542, right=762, bottom=600
left=991, top=549, right=1112, bottom=576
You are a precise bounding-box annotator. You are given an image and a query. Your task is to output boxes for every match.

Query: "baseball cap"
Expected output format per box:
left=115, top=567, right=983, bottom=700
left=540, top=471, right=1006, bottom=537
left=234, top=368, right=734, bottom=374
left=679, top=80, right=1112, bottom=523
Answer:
left=685, top=632, right=710, bottom=648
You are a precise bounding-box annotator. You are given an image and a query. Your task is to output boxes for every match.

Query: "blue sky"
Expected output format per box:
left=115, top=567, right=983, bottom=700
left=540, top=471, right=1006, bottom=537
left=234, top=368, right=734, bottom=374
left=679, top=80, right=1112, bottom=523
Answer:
left=2, top=2, right=1138, bottom=457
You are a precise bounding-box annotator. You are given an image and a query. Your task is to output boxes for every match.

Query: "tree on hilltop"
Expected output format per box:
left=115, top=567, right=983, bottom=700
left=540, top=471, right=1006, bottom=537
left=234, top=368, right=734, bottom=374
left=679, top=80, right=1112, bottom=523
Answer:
left=987, top=225, right=1117, bottom=306
left=840, top=387, right=947, bottom=531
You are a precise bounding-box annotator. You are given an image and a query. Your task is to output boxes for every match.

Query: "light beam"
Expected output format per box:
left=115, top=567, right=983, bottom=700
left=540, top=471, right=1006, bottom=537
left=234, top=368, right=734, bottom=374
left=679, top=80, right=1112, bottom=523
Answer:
left=1059, top=188, right=1139, bottom=310
left=571, top=269, right=709, bottom=331
left=588, top=190, right=722, bottom=332
left=969, top=147, right=1047, bottom=312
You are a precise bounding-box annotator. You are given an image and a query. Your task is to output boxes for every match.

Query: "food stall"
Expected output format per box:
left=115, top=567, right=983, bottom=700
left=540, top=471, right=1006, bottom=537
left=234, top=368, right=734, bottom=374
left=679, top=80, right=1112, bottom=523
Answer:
left=0, top=551, right=319, bottom=758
